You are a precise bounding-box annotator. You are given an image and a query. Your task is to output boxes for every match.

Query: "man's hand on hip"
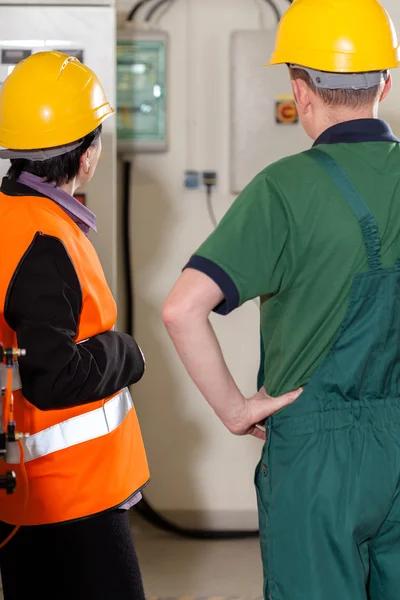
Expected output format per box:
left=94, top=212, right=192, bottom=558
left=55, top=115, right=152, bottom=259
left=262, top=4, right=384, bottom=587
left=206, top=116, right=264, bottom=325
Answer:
left=162, top=270, right=303, bottom=442
left=228, top=387, right=303, bottom=441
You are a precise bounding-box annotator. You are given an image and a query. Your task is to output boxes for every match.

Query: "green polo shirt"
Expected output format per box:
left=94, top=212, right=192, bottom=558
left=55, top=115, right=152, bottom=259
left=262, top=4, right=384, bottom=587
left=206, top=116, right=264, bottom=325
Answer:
left=185, top=119, right=400, bottom=396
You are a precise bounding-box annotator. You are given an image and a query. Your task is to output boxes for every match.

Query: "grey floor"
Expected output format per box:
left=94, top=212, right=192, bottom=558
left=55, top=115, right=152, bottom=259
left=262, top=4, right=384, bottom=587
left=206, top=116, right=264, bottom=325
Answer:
left=133, top=519, right=264, bottom=599
left=0, top=518, right=264, bottom=599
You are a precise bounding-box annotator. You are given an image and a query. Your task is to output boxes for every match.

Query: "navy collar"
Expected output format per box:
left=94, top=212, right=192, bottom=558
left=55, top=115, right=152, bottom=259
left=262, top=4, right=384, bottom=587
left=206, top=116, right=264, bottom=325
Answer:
left=313, top=119, right=399, bottom=146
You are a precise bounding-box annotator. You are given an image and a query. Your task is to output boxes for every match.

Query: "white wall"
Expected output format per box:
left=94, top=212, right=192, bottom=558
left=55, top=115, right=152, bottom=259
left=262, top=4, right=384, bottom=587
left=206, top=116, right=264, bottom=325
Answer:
left=116, top=0, right=400, bottom=525
left=380, top=1, right=400, bottom=135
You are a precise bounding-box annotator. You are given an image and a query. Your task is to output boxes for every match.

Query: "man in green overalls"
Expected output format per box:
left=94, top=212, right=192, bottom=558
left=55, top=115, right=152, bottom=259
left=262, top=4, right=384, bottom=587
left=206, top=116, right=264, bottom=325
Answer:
left=162, top=0, right=400, bottom=597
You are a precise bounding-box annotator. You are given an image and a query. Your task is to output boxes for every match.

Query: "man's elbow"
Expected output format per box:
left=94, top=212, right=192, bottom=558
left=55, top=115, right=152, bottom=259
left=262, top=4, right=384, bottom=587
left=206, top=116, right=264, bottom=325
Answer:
left=162, top=295, right=202, bottom=331
left=162, top=297, right=184, bottom=330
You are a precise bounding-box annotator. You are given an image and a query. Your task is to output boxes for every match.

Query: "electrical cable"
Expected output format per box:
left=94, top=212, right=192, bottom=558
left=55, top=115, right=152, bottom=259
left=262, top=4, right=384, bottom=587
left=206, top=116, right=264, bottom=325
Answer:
left=155, top=0, right=177, bottom=24
left=126, top=0, right=156, bottom=21
left=144, top=0, right=173, bottom=22
left=205, top=186, right=258, bottom=312
left=122, top=160, right=259, bottom=539
left=0, top=366, right=29, bottom=548
left=262, top=0, right=281, bottom=22
left=206, top=184, right=218, bottom=229
left=2, top=368, right=12, bottom=432
left=0, top=440, right=28, bottom=549
left=130, top=0, right=282, bottom=24
left=122, top=162, right=135, bottom=337
left=253, top=0, right=265, bottom=29
left=204, top=187, right=259, bottom=308
left=134, top=496, right=259, bottom=540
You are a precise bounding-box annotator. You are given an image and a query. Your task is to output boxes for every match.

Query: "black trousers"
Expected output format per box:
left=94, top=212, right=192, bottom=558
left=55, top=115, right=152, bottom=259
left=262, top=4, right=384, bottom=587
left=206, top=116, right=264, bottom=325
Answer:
left=0, top=509, right=146, bottom=600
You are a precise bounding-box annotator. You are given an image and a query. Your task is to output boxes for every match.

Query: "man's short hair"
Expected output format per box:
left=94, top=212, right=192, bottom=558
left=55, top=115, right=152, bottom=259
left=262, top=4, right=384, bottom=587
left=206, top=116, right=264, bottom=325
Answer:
left=290, top=67, right=382, bottom=110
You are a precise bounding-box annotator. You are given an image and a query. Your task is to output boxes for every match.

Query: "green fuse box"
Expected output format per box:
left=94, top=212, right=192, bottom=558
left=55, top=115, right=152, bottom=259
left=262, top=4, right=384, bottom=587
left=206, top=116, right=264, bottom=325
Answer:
left=117, top=30, right=168, bottom=153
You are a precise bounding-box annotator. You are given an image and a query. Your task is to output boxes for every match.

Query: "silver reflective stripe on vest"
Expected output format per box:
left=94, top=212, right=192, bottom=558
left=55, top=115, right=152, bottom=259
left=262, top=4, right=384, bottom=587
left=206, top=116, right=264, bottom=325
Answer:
left=0, top=364, right=22, bottom=391
left=5, top=388, right=133, bottom=464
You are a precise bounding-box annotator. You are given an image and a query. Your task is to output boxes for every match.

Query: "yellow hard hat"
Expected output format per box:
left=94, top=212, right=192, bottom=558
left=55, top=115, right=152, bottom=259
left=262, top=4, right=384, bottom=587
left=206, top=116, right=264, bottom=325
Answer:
left=0, top=51, right=114, bottom=150
left=268, top=0, right=400, bottom=73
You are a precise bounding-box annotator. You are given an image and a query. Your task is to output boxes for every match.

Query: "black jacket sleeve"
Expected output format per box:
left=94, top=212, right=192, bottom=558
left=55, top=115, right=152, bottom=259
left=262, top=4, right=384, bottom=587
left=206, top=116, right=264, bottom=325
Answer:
left=4, top=233, right=145, bottom=411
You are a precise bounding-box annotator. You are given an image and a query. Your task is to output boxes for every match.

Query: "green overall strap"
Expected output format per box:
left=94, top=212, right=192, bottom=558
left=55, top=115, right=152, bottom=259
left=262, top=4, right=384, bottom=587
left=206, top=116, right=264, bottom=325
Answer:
left=308, top=148, right=382, bottom=271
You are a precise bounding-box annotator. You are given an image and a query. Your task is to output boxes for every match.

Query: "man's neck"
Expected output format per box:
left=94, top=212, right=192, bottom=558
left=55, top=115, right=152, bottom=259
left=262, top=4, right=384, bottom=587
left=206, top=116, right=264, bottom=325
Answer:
left=313, top=107, right=378, bottom=141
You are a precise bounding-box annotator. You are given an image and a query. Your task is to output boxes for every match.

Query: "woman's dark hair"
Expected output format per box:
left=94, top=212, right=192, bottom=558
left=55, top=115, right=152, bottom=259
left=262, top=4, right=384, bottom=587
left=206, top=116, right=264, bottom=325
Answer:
left=7, top=124, right=102, bottom=186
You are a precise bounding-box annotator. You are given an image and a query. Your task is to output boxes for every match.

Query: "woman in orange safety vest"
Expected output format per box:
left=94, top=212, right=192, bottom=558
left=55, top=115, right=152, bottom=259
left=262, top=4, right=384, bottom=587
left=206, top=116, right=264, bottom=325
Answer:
left=0, top=51, right=150, bottom=600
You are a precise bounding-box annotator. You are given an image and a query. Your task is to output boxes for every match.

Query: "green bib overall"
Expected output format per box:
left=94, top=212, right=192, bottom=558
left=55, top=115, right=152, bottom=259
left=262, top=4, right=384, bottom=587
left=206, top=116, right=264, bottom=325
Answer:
left=255, top=148, right=400, bottom=600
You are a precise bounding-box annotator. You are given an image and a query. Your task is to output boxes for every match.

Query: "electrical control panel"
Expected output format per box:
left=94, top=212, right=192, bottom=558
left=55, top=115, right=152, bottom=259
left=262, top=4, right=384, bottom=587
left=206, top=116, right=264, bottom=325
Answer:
left=0, top=40, right=84, bottom=99
left=0, top=44, right=84, bottom=91
left=116, top=29, right=168, bottom=154
left=0, top=1, right=118, bottom=297
left=230, top=30, right=310, bottom=193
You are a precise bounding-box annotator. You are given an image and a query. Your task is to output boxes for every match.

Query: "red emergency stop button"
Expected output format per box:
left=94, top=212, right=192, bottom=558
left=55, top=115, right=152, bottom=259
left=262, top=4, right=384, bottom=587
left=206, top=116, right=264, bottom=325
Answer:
left=276, top=98, right=298, bottom=124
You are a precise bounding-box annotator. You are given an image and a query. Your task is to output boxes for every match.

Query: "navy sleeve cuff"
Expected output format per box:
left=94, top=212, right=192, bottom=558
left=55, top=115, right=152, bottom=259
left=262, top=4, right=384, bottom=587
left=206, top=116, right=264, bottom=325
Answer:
left=184, top=255, right=239, bottom=315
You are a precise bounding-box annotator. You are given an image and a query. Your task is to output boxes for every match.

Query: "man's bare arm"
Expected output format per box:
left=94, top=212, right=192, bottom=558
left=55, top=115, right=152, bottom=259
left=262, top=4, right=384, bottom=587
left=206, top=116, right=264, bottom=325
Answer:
left=162, top=269, right=301, bottom=440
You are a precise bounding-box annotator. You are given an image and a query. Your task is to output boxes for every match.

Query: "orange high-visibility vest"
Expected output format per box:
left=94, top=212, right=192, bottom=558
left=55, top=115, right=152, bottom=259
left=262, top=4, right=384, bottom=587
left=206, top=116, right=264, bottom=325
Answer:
left=0, top=191, right=149, bottom=526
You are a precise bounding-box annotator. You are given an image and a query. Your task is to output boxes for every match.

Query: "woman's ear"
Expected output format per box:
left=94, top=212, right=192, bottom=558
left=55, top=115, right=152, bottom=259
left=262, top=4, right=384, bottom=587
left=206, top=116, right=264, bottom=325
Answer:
left=80, top=149, right=91, bottom=175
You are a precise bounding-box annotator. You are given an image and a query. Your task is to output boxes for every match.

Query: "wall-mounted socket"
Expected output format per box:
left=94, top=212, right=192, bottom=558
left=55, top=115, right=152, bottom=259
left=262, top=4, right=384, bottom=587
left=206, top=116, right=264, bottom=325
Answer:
left=184, top=170, right=200, bottom=189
